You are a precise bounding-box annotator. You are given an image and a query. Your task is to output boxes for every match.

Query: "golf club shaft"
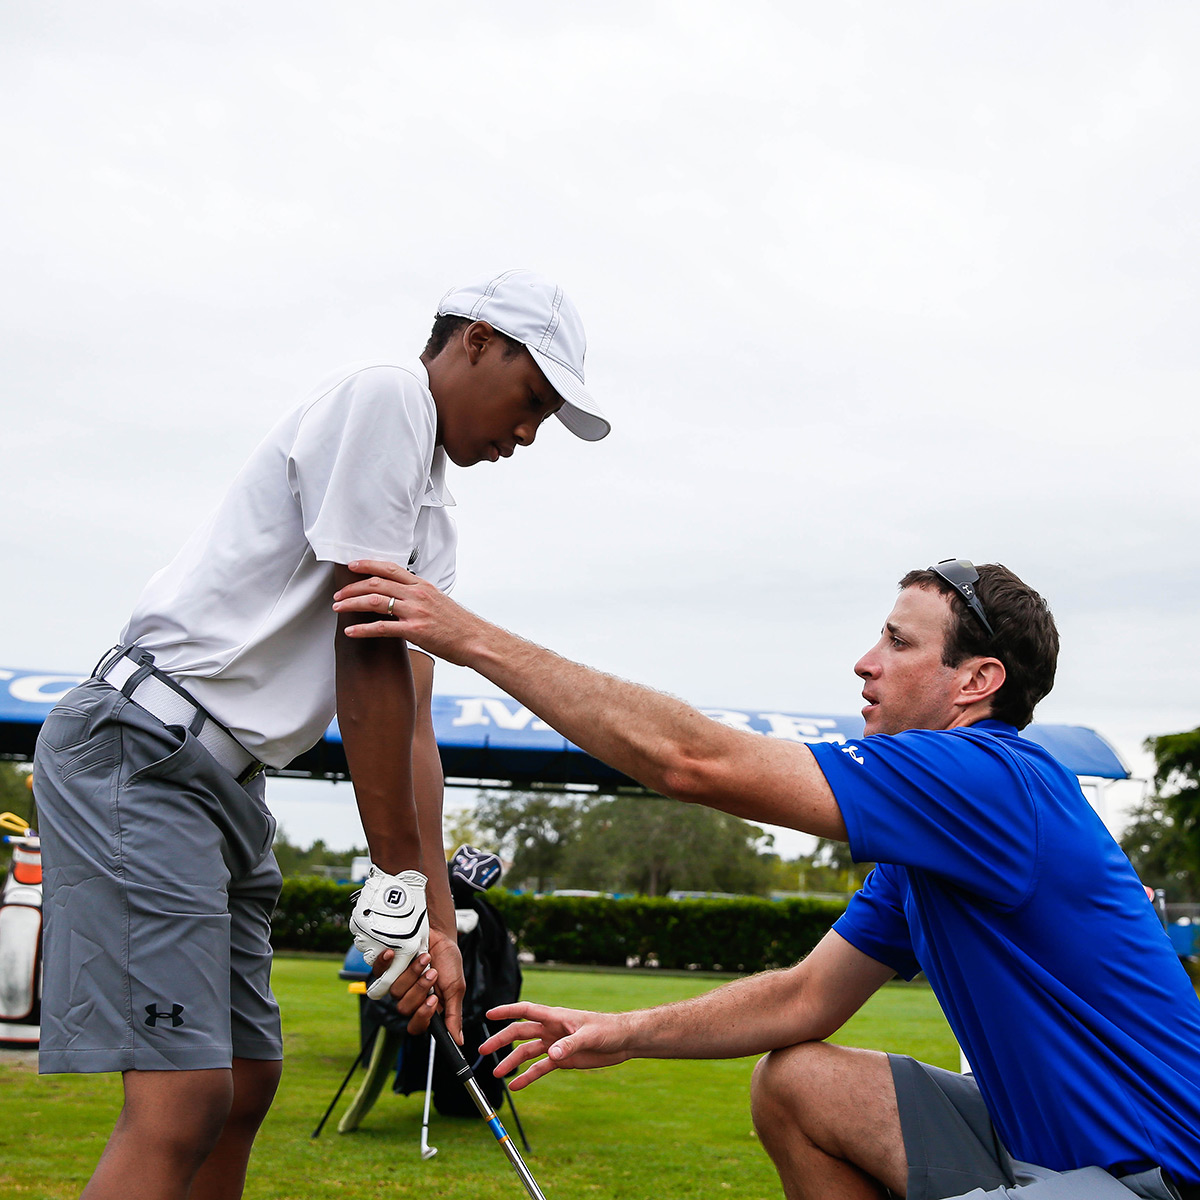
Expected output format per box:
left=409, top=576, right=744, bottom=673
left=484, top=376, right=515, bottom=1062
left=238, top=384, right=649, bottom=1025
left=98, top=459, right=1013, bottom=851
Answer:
left=421, top=1035, right=436, bottom=1156
left=311, top=1042, right=368, bottom=1139
left=430, top=1014, right=547, bottom=1200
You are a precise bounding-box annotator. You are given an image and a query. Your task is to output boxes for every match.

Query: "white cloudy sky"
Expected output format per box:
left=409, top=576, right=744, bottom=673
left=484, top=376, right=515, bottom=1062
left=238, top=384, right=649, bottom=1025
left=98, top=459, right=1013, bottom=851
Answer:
left=3, top=2, right=1198, bottom=855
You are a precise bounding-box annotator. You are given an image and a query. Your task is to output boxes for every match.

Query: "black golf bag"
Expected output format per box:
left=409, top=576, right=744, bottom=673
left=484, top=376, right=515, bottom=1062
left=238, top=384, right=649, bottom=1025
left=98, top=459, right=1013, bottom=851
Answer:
left=362, top=865, right=522, bottom=1117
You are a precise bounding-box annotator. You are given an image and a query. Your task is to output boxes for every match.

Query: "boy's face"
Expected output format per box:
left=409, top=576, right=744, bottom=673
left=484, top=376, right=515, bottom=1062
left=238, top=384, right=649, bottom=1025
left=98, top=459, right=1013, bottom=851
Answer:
left=432, top=324, right=564, bottom=467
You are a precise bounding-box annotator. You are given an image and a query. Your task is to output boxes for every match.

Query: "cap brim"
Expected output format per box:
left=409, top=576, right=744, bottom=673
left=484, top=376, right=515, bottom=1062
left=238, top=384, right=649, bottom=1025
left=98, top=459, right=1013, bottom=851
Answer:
left=528, top=346, right=611, bottom=442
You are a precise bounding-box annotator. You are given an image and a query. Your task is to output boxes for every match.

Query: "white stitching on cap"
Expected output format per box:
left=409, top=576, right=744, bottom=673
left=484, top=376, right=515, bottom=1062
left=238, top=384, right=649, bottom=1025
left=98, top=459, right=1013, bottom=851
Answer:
left=471, top=270, right=516, bottom=320
left=537, top=285, right=563, bottom=352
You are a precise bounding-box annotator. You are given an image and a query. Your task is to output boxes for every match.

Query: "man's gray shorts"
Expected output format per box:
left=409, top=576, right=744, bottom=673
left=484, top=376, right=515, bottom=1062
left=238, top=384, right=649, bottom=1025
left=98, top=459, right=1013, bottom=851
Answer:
left=33, top=678, right=283, bottom=1073
left=891, top=1055, right=1188, bottom=1200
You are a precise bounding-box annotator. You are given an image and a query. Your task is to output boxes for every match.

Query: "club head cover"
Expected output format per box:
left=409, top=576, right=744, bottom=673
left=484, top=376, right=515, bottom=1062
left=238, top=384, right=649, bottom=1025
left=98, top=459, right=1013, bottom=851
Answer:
left=449, top=844, right=503, bottom=892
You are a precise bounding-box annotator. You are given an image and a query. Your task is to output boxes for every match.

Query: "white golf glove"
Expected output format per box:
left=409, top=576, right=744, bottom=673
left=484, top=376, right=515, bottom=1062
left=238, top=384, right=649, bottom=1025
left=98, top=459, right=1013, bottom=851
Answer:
left=350, top=867, right=430, bottom=1000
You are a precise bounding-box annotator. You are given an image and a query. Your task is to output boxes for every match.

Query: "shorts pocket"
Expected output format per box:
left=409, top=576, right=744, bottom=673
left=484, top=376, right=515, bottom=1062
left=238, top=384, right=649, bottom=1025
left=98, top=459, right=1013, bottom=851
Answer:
left=124, top=722, right=202, bottom=786
left=38, top=706, right=92, bottom=753
left=59, top=732, right=121, bottom=783
left=40, top=704, right=121, bottom=782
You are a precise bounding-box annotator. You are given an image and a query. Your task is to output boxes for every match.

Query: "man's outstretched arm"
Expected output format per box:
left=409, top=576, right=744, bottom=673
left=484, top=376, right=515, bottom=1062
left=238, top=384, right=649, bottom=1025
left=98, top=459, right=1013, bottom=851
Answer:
left=333, top=560, right=847, bottom=840
left=479, top=931, right=894, bottom=1091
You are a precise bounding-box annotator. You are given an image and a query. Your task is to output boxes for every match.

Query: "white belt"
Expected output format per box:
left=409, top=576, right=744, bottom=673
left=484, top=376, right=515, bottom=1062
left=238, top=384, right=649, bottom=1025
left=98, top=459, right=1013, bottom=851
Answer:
left=96, top=648, right=264, bottom=785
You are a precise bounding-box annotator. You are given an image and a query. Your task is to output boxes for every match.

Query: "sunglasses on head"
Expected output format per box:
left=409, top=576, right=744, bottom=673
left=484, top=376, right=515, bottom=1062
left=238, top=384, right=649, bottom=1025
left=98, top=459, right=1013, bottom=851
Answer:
left=929, top=558, right=995, bottom=638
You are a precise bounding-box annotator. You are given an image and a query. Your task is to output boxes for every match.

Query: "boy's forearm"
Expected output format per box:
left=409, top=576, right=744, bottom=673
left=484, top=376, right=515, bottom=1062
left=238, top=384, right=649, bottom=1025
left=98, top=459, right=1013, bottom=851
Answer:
left=410, top=653, right=452, bottom=932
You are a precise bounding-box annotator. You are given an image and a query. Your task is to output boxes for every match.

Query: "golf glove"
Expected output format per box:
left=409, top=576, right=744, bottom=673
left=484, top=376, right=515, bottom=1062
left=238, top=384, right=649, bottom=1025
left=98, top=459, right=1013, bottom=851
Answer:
left=350, top=867, right=430, bottom=1000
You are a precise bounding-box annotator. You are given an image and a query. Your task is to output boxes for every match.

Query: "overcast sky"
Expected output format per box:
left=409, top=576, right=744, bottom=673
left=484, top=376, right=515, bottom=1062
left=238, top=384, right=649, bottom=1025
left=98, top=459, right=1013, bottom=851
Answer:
left=4, top=2, right=1198, bottom=856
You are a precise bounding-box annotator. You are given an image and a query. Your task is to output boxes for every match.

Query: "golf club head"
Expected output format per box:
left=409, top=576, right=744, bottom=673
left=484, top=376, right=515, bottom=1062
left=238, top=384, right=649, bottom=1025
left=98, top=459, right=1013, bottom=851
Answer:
left=421, top=1145, right=438, bottom=1160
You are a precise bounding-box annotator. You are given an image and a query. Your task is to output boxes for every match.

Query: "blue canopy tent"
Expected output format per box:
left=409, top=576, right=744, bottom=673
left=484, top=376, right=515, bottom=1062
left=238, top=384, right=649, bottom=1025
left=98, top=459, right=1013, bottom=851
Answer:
left=0, top=665, right=1130, bottom=788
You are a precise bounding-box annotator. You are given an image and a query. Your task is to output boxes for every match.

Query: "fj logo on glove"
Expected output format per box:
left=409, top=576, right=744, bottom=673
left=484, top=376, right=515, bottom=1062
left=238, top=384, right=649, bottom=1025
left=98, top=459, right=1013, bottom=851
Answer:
left=145, top=1003, right=185, bottom=1028
left=386, top=887, right=405, bottom=905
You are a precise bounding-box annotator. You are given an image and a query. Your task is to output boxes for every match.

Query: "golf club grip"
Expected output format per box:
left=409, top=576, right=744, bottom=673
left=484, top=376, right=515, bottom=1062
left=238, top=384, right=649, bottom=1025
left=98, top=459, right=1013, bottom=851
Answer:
left=430, top=1011, right=473, bottom=1079
left=429, top=1014, right=548, bottom=1200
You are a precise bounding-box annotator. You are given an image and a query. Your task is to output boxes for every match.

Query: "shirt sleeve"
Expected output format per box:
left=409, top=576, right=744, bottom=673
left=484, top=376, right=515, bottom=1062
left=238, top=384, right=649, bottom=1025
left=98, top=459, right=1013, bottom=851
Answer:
left=833, top=865, right=921, bottom=981
left=810, top=729, right=1040, bottom=909
left=287, top=366, right=436, bottom=566
left=411, top=504, right=457, bottom=596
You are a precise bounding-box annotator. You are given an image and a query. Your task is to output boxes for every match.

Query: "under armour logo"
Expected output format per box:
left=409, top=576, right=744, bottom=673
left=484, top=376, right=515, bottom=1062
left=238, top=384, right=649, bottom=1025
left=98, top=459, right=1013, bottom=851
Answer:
left=840, top=745, right=865, bottom=765
left=145, top=1003, right=185, bottom=1028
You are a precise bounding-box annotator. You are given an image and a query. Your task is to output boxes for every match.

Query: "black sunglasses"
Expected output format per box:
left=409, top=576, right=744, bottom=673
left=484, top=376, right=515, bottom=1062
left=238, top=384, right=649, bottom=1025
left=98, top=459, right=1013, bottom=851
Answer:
left=929, top=558, right=995, bottom=638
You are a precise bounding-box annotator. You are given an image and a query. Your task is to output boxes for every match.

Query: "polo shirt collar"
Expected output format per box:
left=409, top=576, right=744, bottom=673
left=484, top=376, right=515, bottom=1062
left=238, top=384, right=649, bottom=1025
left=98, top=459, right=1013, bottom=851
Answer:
left=409, top=360, right=456, bottom=508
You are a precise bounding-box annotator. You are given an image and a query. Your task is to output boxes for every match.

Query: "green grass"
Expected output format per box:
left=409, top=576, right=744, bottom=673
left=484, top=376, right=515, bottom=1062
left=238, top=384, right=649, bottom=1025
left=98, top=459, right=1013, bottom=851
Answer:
left=0, top=958, right=956, bottom=1199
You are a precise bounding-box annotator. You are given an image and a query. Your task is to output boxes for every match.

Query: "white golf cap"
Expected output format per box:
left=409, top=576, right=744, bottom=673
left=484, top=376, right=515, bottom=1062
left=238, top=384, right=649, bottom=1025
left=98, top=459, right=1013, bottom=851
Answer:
left=437, top=269, right=610, bottom=442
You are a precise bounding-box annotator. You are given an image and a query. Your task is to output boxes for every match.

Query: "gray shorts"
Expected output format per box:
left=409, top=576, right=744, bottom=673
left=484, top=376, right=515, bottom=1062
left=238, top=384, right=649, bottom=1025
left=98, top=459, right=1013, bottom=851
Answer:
left=891, top=1055, right=1185, bottom=1200
left=33, top=678, right=283, bottom=1073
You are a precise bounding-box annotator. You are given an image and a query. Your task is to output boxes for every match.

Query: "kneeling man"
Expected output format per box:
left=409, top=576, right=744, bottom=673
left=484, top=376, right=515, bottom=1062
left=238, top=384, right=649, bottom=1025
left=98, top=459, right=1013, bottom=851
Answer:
left=333, top=558, right=1200, bottom=1200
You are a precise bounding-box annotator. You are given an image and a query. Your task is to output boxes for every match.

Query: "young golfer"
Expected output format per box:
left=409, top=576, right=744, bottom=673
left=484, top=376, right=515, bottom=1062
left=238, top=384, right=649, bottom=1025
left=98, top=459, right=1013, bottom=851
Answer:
left=334, top=559, right=1200, bottom=1200
left=32, top=269, right=609, bottom=1200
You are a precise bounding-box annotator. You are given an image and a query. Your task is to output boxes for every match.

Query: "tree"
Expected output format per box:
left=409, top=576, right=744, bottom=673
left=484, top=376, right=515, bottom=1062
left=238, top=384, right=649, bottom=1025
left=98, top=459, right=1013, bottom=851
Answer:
left=562, top=796, right=775, bottom=897
left=0, top=762, right=34, bottom=822
left=0, top=762, right=35, bottom=870
left=1120, top=794, right=1196, bottom=902
left=474, top=790, right=587, bottom=892
left=271, top=830, right=366, bottom=879
left=1120, top=726, right=1200, bottom=901
left=798, top=838, right=875, bottom=895
left=443, top=806, right=486, bottom=856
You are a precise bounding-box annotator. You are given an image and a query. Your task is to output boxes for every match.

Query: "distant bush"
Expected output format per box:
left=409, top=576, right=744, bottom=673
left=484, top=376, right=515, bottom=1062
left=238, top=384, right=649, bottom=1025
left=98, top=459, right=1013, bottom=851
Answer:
left=271, top=877, right=355, bottom=953
left=488, top=891, right=847, bottom=972
left=270, top=881, right=847, bottom=972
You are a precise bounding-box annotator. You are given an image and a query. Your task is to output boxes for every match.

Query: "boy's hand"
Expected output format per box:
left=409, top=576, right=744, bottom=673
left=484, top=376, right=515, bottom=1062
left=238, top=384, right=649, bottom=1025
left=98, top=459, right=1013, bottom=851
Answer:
left=350, top=867, right=429, bottom=999
left=332, top=560, right=481, bottom=666
left=373, top=932, right=465, bottom=1041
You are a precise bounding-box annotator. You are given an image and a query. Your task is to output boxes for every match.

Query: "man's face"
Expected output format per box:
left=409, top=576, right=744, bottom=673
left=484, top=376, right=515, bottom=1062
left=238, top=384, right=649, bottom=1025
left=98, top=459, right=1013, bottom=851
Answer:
left=437, top=334, right=564, bottom=468
left=854, top=585, right=968, bottom=736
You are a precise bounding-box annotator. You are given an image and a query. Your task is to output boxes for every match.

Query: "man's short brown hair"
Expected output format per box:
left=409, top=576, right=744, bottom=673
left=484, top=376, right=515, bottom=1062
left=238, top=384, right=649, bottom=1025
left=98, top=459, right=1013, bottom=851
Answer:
left=898, top=563, right=1059, bottom=729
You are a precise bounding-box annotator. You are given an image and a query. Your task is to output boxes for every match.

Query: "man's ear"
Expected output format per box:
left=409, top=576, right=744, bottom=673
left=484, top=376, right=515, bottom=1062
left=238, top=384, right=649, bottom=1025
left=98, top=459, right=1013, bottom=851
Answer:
left=463, top=320, right=496, bottom=365
left=959, top=657, right=1005, bottom=711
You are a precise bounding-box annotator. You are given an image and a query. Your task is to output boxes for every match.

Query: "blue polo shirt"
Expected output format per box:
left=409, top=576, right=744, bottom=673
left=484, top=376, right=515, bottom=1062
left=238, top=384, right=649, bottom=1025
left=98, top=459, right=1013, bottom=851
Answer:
left=812, top=720, right=1200, bottom=1183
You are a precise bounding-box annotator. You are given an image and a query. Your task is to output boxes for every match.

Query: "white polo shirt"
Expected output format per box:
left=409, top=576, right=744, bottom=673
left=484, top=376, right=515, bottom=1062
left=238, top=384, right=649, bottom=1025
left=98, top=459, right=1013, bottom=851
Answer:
left=122, top=361, right=457, bottom=768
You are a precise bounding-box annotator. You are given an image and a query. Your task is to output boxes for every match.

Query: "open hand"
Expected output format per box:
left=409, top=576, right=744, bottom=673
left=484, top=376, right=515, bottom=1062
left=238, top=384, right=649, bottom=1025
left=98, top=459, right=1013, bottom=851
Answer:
left=478, top=1002, right=630, bottom=1090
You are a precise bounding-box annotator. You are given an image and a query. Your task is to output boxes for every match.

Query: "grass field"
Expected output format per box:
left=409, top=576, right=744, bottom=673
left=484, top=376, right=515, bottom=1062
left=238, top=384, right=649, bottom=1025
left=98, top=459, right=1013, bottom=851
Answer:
left=0, top=957, right=957, bottom=1199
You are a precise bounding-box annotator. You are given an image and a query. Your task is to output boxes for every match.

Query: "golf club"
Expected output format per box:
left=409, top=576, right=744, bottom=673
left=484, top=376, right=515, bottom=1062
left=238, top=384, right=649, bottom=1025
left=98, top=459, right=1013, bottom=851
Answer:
left=311, top=1040, right=369, bottom=1139
left=430, top=1012, right=548, bottom=1200
left=420, top=1034, right=438, bottom=1159
left=482, top=1018, right=532, bottom=1154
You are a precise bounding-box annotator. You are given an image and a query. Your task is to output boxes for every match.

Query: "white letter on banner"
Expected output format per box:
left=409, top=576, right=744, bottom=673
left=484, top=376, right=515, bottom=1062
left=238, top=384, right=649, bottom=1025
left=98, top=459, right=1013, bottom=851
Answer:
left=11, top=675, right=86, bottom=704
left=759, top=714, right=844, bottom=744
left=700, top=709, right=757, bottom=733
left=452, top=698, right=551, bottom=732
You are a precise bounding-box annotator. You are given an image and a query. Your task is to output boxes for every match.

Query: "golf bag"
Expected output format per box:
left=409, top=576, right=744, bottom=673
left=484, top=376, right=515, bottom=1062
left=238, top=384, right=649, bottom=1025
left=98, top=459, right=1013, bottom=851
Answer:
left=363, top=851, right=522, bottom=1117
left=0, top=825, right=42, bottom=1047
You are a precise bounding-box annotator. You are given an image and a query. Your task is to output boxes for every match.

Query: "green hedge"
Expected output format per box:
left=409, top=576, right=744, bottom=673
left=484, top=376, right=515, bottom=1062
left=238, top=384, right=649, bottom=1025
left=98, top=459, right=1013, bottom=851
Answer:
left=270, top=879, right=847, bottom=973
left=271, top=877, right=357, bottom=953
left=489, top=892, right=847, bottom=972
